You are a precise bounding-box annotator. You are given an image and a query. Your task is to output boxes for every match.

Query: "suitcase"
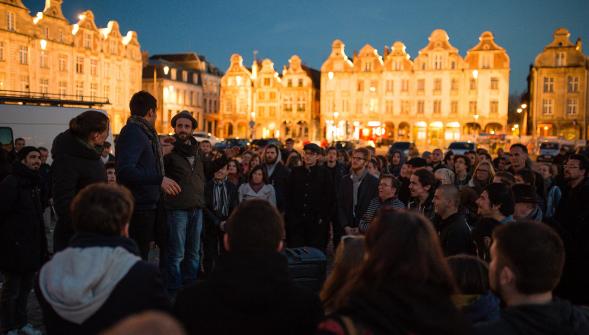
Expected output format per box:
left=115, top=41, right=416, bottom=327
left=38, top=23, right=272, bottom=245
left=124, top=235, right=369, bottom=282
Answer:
left=283, top=247, right=327, bottom=293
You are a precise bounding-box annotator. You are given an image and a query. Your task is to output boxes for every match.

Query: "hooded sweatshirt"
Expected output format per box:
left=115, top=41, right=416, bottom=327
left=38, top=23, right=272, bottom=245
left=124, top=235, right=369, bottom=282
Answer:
left=475, top=299, right=589, bottom=335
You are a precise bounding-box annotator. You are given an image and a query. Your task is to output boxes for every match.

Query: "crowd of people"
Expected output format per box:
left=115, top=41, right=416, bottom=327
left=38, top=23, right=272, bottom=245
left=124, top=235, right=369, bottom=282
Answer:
left=0, top=90, right=588, bottom=334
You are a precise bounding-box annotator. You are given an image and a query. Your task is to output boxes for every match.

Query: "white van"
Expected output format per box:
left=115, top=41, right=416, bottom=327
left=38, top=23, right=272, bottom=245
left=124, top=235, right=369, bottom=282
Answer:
left=0, top=104, right=112, bottom=163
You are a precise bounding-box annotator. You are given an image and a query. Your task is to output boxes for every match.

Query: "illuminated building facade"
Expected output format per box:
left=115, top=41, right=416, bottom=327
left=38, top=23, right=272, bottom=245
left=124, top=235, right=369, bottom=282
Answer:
left=0, top=0, right=142, bottom=134
left=219, top=54, right=320, bottom=139
left=530, top=28, right=588, bottom=141
left=142, top=53, right=222, bottom=134
left=321, top=29, right=510, bottom=148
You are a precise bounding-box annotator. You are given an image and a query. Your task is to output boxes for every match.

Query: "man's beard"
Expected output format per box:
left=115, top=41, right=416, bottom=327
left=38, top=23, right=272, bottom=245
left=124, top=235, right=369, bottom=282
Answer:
left=266, top=156, right=277, bottom=164
left=177, top=132, right=189, bottom=141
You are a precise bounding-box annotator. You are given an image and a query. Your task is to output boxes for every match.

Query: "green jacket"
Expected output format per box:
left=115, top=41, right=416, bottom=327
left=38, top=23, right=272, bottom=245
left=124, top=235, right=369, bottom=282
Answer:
left=164, top=151, right=205, bottom=210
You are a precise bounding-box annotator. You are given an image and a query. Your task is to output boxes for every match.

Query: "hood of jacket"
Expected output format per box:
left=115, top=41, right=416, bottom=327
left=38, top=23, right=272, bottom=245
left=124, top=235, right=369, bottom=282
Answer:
left=38, top=234, right=141, bottom=324
left=51, top=129, right=101, bottom=161
left=498, top=300, right=589, bottom=335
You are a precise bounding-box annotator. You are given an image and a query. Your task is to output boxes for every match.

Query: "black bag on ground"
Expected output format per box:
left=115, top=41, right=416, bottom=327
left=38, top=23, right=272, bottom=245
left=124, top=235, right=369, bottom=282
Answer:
left=283, top=247, right=327, bottom=293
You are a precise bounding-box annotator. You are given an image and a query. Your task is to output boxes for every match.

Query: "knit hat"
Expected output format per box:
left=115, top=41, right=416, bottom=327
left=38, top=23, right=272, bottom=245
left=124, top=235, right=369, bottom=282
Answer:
left=18, top=146, right=41, bottom=161
left=211, top=156, right=229, bottom=174
left=303, top=143, right=322, bottom=154
left=171, top=111, right=197, bottom=129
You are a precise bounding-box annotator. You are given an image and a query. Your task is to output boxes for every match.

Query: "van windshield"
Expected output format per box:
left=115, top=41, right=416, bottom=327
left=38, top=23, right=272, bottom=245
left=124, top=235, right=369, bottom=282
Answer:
left=449, top=142, right=474, bottom=150
left=540, top=143, right=559, bottom=150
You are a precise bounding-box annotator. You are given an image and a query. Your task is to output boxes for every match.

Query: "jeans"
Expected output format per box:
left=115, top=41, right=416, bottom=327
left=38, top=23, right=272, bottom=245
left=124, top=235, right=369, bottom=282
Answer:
left=165, top=209, right=203, bottom=294
left=0, top=272, right=34, bottom=332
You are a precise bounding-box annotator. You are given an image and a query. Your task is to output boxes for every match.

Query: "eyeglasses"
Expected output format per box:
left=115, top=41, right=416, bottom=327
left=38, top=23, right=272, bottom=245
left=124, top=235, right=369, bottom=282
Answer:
left=351, top=156, right=366, bottom=161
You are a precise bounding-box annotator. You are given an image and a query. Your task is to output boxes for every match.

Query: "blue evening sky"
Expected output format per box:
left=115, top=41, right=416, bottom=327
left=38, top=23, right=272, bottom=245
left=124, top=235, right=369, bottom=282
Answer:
left=24, top=0, right=589, bottom=94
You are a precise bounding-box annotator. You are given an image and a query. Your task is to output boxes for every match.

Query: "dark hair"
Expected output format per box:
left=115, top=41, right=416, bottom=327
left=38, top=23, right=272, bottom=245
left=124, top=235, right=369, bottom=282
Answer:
left=479, top=152, right=492, bottom=162
left=228, top=158, right=242, bottom=174
left=285, top=138, right=294, bottom=143
left=225, top=199, right=284, bottom=253
left=514, top=169, right=535, bottom=186
left=510, top=143, right=528, bottom=154
left=484, top=182, right=514, bottom=216
left=103, top=141, right=112, bottom=149
left=379, top=173, right=401, bottom=190
left=37, top=146, right=48, bottom=152
left=327, top=146, right=337, bottom=154
left=353, top=147, right=371, bottom=161
left=69, top=110, right=109, bottom=140
left=447, top=255, right=489, bottom=295
left=333, top=210, right=457, bottom=309
left=454, top=155, right=471, bottom=169
left=493, top=221, right=564, bottom=294
left=413, top=168, right=437, bottom=190
left=71, top=183, right=134, bottom=236
left=14, top=137, right=25, bottom=143
left=129, top=91, right=157, bottom=117
left=437, top=184, right=460, bottom=208
left=248, top=165, right=267, bottom=184
left=104, top=161, right=116, bottom=171
left=199, top=140, right=211, bottom=146
left=265, top=144, right=279, bottom=154
left=494, top=171, right=515, bottom=187
left=567, top=154, right=589, bottom=176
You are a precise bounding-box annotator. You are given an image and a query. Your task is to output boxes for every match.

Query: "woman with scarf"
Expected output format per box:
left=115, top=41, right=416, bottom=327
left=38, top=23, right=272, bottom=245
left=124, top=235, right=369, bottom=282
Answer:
left=237, top=166, right=276, bottom=207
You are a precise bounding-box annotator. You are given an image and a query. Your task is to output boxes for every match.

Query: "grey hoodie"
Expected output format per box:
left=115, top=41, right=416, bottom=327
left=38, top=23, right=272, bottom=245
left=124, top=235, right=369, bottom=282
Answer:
left=38, top=246, right=140, bottom=324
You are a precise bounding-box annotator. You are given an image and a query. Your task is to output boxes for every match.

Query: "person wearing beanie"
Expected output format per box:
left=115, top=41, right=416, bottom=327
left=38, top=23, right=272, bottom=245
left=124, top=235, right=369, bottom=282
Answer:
left=0, top=146, right=47, bottom=335
left=512, top=184, right=543, bottom=222
left=164, top=110, right=206, bottom=297
left=202, top=156, right=239, bottom=274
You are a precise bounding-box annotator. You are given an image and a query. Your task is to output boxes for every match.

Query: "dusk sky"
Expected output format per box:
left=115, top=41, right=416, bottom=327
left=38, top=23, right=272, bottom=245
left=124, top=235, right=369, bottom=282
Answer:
left=24, top=0, right=589, bottom=94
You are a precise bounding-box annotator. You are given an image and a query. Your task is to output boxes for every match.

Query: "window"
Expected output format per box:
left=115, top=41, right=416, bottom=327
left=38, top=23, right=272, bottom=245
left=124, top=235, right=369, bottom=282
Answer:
left=451, top=101, right=458, bottom=114
left=103, top=85, right=110, bottom=101
left=363, top=61, right=372, bottom=72
left=393, top=60, right=402, bottom=71
left=18, top=46, right=28, bottom=65
left=40, top=50, right=48, bottom=68
left=385, top=100, right=393, bottom=114
left=90, top=60, right=98, bottom=76
left=204, top=98, right=208, bottom=112
left=76, top=57, right=84, bottom=74
left=469, top=101, right=477, bottom=114
left=263, top=78, right=270, bottom=86
left=556, top=52, right=566, bottom=66
left=43, top=26, right=49, bottom=39
left=193, top=74, right=198, bottom=84
left=434, top=78, right=442, bottom=92
left=269, top=106, right=276, bottom=117
left=401, top=100, right=409, bottom=115
left=284, top=97, right=292, bottom=112
left=490, top=101, right=498, bottom=115
left=451, top=78, right=458, bottom=91
left=451, top=61, right=456, bottom=70
left=568, top=76, right=579, bottom=93
left=257, top=91, right=264, bottom=100
left=490, top=77, right=499, bottom=90
left=7, top=12, right=15, bottom=32
left=469, top=79, right=477, bottom=90
left=287, top=79, right=292, bottom=87
left=401, top=79, right=409, bottom=92
left=58, top=81, right=67, bottom=97
left=189, top=91, right=194, bottom=106
left=20, top=76, right=29, bottom=91
left=369, top=98, right=378, bottom=112
left=433, top=55, right=443, bottom=70
left=433, top=100, right=441, bottom=114
left=386, top=80, right=393, bottom=93
left=369, top=80, right=377, bottom=93
left=417, top=79, right=425, bottom=92
left=90, top=83, right=98, bottom=99
left=297, top=97, right=305, bottom=112
left=83, top=32, right=92, bottom=49
left=0, top=42, right=4, bottom=61
left=542, top=99, right=553, bottom=115
left=417, top=100, right=424, bottom=114
left=58, top=29, right=64, bottom=42
left=298, top=79, right=303, bottom=87
left=481, top=55, right=491, bottom=68
left=357, top=80, right=364, bottom=92
left=269, top=92, right=276, bottom=100
left=543, top=77, right=554, bottom=93
left=356, top=98, right=363, bottom=113
left=59, top=55, right=67, bottom=72
left=171, top=68, right=177, bottom=80
left=76, top=82, right=84, bottom=99
left=567, top=99, right=577, bottom=116
left=39, top=79, right=49, bottom=94
left=225, top=99, right=233, bottom=113
left=235, top=76, right=242, bottom=86
left=182, top=71, right=188, bottom=82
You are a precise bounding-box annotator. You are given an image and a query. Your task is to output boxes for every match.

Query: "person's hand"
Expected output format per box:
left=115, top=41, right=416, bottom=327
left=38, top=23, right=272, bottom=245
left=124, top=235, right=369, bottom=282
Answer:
left=162, top=177, right=181, bottom=196
left=161, top=136, right=176, bottom=156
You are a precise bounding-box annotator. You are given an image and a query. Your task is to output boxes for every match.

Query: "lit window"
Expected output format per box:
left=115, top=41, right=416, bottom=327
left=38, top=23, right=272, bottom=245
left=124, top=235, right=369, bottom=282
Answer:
left=451, top=78, right=458, bottom=91
left=75, top=57, right=84, bottom=74
left=434, top=78, right=442, bottom=92
left=417, top=79, right=425, bottom=92
left=543, top=77, right=554, bottom=93
left=40, top=50, right=48, bottom=68
left=568, top=76, right=579, bottom=93
left=84, top=32, right=93, bottom=49
left=0, top=42, right=4, bottom=61
left=566, top=99, right=577, bottom=115
left=18, top=46, right=28, bottom=65
left=76, top=81, right=84, bottom=99
left=386, top=80, right=393, bottom=93
left=556, top=52, right=566, bottom=66
left=59, top=81, right=68, bottom=98
left=39, top=79, right=49, bottom=94
left=469, top=101, right=477, bottom=114
left=59, top=55, right=68, bottom=72
left=542, top=99, right=553, bottom=115
left=490, top=101, right=498, bottom=115
left=7, top=12, right=16, bottom=32
left=90, top=59, right=98, bottom=76
left=433, top=100, right=441, bottom=114
left=417, top=100, right=424, bottom=114
left=470, top=79, right=477, bottom=90
left=490, top=78, right=499, bottom=90
left=451, top=101, right=458, bottom=114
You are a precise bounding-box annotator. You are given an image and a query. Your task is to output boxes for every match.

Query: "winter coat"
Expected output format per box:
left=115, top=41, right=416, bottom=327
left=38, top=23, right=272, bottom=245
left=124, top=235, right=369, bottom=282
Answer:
left=437, top=212, right=475, bottom=256
left=286, top=165, right=333, bottom=224
left=474, top=299, right=589, bottom=335
left=238, top=183, right=277, bottom=207
left=51, top=130, right=106, bottom=236
left=174, top=251, right=323, bottom=335
left=203, top=179, right=239, bottom=226
left=0, top=162, right=47, bottom=273
left=264, top=160, right=290, bottom=212
left=164, top=139, right=205, bottom=210
left=408, top=192, right=437, bottom=223
left=115, top=122, right=163, bottom=210
left=36, top=233, right=170, bottom=335
left=337, top=171, right=379, bottom=228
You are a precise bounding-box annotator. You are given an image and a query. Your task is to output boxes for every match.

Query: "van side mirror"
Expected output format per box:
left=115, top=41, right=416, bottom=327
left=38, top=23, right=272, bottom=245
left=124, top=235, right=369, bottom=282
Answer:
left=0, top=127, right=14, bottom=152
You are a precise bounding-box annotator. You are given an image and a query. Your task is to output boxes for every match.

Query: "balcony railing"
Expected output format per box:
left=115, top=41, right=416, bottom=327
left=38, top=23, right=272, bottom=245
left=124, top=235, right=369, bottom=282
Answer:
left=0, top=90, right=110, bottom=107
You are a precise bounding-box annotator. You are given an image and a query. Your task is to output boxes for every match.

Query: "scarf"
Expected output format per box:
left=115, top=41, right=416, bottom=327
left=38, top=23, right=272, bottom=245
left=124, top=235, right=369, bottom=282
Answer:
left=249, top=181, right=264, bottom=193
left=172, top=134, right=198, bottom=158
left=213, top=178, right=229, bottom=218
left=127, top=115, right=164, bottom=175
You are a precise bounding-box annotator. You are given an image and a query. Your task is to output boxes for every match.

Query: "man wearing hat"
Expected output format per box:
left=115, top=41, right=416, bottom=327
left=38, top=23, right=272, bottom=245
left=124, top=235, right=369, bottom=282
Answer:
left=164, top=111, right=206, bottom=296
left=202, top=156, right=239, bottom=273
left=512, top=183, right=543, bottom=222
left=0, top=146, right=47, bottom=335
left=285, top=143, right=333, bottom=249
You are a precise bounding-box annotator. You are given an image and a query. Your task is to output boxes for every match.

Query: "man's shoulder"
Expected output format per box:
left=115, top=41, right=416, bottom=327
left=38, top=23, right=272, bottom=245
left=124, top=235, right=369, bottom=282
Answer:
left=474, top=318, right=513, bottom=335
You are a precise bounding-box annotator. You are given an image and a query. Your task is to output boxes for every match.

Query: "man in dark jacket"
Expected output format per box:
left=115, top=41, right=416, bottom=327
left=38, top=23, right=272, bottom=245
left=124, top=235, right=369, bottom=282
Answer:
left=163, top=111, right=206, bottom=296
left=263, top=144, right=289, bottom=213
left=174, top=199, right=323, bottom=335
left=508, top=144, right=545, bottom=201
left=325, top=147, right=347, bottom=248
left=554, top=154, right=589, bottom=305
left=202, top=158, right=239, bottom=274
left=433, top=184, right=474, bottom=256
left=338, top=148, right=379, bottom=236
left=286, top=143, right=333, bottom=249
left=36, top=183, right=170, bottom=335
left=116, top=91, right=180, bottom=260
left=0, top=147, right=47, bottom=335
left=475, top=222, right=589, bottom=335
left=52, top=110, right=109, bottom=251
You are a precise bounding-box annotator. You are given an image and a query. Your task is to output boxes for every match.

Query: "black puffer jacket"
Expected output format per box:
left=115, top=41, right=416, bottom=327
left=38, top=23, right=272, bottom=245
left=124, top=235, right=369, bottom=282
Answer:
left=51, top=130, right=106, bottom=249
left=0, top=162, right=47, bottom=273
